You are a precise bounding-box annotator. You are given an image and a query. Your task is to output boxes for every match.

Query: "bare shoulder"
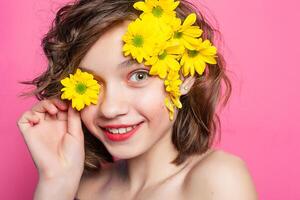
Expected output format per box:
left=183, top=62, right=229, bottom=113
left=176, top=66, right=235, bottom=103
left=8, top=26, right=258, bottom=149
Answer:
left=183, top=149, right=258, bottom=200
left=75, top=163, right=114, bottom=199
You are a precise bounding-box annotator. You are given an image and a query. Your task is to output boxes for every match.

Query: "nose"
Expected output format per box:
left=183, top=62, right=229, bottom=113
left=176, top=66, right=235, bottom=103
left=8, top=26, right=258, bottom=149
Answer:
left=97, top=83, right=129, bottom=119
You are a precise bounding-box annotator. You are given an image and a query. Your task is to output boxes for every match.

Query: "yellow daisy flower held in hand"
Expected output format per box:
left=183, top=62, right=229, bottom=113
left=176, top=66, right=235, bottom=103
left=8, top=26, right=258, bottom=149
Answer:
left=180, top=38, right=217, bottom=77
left=60, top=69, right=100, bottom=111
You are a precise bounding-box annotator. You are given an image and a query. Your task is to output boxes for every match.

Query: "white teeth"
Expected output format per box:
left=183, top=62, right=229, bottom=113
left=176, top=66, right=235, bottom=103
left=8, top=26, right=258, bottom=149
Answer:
left=118, top=128, right=126, bottom=134
left=106, top=124, right=138, bottom=135
left=110, top=129, right=118, bottom=134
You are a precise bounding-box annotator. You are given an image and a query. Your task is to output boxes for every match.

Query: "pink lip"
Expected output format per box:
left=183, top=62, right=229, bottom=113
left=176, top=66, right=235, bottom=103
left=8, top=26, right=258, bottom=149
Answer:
left=102, top=122, right=143, bottom=142
left=101, top=123, right=141, bottom=129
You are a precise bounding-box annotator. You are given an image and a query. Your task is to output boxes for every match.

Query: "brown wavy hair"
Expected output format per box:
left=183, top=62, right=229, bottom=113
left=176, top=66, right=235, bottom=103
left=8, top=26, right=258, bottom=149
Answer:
left=21, top=0, right=231, bottom=175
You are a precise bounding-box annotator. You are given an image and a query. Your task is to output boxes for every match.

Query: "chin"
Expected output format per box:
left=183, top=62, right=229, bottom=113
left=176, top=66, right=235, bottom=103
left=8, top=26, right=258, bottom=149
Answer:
left=109, top=150, right=142, bottom=160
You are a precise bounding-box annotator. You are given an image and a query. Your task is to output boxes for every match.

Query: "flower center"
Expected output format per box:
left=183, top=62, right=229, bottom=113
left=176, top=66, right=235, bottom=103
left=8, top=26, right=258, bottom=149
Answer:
left=152, top=6, right=163, bottom=17
left=158, top=50, right=168, bottom=60
left=187, top=50, right=199, bottom=58
left=75, top=83, right=87, bottom=94
left=174, top=31, right=183, bottom=39
left=132, top=35, right=144, bottom=47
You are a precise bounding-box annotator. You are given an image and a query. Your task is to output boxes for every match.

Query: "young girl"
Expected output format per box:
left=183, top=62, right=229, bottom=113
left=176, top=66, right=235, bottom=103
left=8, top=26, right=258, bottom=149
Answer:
left=18, top=0, right=257, bottom=199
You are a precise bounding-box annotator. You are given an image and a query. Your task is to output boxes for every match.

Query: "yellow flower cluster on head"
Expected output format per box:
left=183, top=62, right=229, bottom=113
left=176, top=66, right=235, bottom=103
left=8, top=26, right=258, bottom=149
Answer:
left=164, top=70, right=182, bottom=120
left=122, top=18, right=158, bottom=63
left=60, top=69, right=100, bottom=111
left=181, top=39, right=217, bottom=76
left=134, top=0, right=180, bottom=26
left=122, top=0, right=218, bottom=120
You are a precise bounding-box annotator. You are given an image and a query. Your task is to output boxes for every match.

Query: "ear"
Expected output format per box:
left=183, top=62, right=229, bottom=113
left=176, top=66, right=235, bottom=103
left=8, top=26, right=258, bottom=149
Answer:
left=180, top=75, right=196, bottom=95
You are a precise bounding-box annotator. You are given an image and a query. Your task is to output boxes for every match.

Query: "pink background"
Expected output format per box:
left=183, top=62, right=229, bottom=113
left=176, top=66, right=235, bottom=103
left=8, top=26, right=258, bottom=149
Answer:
left=1, top=0, right=299, bottom=199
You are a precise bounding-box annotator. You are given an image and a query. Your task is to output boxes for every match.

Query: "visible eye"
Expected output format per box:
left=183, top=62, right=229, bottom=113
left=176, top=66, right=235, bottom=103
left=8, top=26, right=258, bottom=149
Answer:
left=129, top=70, right=149, bottom=82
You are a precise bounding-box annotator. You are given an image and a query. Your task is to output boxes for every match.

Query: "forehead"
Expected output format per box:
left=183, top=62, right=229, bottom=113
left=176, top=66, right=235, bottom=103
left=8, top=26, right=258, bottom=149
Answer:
left=79, top=20, right=134, bottom=74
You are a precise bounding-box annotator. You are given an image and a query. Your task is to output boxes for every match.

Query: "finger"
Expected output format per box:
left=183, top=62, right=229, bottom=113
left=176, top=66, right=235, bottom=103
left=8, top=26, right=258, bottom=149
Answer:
left=44, top=112, right=57, bottom=121
left=67, top=105, right=84, bottom=140
left=49, top=98, right=68, bottom=111
left=17, top=111, right=40, bottom=133
left=32, top=100, right=58, bottom=115
left=57, top=110, right=68, bottom=121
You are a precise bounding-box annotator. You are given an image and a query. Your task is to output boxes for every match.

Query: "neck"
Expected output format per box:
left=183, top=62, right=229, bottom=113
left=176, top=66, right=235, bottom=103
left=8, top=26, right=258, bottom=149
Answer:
left=115, top=129, right=188, bottom=193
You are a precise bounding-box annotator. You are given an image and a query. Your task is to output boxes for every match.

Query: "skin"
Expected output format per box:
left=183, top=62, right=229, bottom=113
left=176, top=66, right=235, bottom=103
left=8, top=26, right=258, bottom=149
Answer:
left=77, top=21, right=258, bottom=199
left=17, top=20, right=258, bottom=200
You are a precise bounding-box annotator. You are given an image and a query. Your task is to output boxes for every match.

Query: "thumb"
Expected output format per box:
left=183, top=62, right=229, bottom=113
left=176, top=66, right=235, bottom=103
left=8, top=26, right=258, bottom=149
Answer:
left=17, top=111, right=40, bottom=133
left=67, top=105, right=84, bottom=141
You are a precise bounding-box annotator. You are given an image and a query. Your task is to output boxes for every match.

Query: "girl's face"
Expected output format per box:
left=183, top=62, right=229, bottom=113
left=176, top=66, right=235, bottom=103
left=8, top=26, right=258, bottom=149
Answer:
left=80, top=21, right=176, bottom=159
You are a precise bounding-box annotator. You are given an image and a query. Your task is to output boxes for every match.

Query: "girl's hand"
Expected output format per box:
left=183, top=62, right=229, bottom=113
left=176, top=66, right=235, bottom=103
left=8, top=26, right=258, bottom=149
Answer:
left=17, top=98, right=85, bottom=181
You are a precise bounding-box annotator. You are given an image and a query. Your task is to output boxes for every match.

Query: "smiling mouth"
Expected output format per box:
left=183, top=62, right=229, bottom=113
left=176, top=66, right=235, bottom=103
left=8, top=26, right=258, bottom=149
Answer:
left=100, top=121, right=144, bottom=135
left=100, top=121, right=144, bottom=142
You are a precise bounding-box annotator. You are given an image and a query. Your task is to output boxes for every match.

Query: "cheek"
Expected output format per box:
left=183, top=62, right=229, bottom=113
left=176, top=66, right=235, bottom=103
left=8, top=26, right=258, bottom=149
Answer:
left=133, top=82, right=169, bottom=122
left=80, top=106, right=98, bottom=134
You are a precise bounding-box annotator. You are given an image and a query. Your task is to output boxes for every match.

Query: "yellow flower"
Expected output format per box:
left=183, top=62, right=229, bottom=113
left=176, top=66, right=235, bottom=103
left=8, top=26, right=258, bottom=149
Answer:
left=134, top=0, right=180, bottom=25
left=180, top=38, right=217, bottom=77
left=122, top=18, right=157, bottom=63
left=164, top=94, right=182, bottom=120
left=145, top=40, right=184, bottom=78
left=165, top=97, right=175, bottom=120
left=164, top=70, right=182, bottom=120
left=60, top=69, right=100, bottom=111
left=170, top=13, right=203, bottom=50
left=164, top=70, right=182, bottom=98
left=122, top=0, right=219, bottom=120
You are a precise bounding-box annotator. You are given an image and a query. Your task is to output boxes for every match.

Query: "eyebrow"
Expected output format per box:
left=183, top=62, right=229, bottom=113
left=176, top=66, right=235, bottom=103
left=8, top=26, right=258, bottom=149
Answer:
left=78, top=58, right=139, bottom=77
left=117, top=58, right=138, bottom=68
